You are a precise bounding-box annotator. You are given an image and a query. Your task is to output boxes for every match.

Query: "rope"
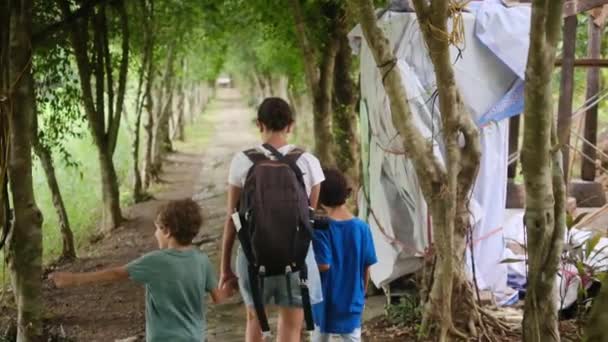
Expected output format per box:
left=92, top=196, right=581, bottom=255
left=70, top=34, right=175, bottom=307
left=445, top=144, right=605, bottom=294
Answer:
left=423, top=1, right=471, bottom=51
left=571, top=87, right=608, bottom=120
left=570, top=129, right=608, bottom=162
left=567, top=144, right=608, bottom=175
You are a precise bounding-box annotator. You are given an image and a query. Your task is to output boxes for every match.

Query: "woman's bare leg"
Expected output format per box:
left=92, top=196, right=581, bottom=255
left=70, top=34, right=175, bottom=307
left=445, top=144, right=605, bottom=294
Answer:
left=276, top=307, right=304, bottom=342
left=246, top=307, right=264, bottom=342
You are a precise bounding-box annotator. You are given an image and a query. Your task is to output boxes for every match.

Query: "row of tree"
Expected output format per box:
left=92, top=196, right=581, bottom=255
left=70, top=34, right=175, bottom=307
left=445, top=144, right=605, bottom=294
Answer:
left=1, top=0, right=365, bottom=339
left=1, top=0, right=219, bottom=340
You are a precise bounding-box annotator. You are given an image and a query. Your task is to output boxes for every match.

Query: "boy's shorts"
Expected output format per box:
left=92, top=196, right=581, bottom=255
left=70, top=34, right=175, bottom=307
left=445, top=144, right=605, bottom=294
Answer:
left=236, top=249, right=303, bottom=308
left=312, top=326, right=362, bottom=342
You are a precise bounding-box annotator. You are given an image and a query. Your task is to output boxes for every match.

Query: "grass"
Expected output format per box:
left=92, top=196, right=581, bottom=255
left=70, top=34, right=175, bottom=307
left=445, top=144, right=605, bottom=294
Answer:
left=173, top=101, right=218, bottom=152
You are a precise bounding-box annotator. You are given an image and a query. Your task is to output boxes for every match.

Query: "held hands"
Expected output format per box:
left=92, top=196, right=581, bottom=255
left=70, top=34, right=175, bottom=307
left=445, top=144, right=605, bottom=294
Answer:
left=223, top=277, right=239, bottom=298
left=219, top=269, right=239, bottom=297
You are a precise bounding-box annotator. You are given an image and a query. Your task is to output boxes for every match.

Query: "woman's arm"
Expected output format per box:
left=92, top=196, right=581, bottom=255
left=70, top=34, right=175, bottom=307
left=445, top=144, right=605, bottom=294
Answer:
left=219, top=185, right=241, bottom=288
left=310, top=183, right=321, bottom=209
left=50, top=267, right=129, bottom=288
left=364, top=266, right=371, bottom=293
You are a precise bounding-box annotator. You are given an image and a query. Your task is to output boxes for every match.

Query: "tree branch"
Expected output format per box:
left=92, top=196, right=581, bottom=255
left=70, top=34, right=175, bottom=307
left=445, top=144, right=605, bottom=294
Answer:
left=93, top=8, right=106, bottom=138
left=35, top=0, right=115, bottom=44
left=58, top=0, right=105, bottom=145
left=108, top=0, right=129, bottom=156
left=355, top=0, right=444, bottom=195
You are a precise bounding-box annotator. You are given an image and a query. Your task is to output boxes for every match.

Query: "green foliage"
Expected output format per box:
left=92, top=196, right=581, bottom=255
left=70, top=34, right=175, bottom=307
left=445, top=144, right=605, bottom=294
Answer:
left=386, top=293, right=423, bottom=328
left=33, top=45, right=85, bottom=169
left=33, top=129, right=132, bottom=261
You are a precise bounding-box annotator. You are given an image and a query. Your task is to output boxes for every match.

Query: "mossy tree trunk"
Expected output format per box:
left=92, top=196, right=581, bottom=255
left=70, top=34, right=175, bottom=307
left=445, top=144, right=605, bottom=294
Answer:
left=32, top=138, right=75, bottom=261
left=0, top=0, right=44, bottom=340
left=151, top=45, right=176, bottom=173
left=333, top=11, right=360, bottom=187
left=520, top=1, right=566, bottom=341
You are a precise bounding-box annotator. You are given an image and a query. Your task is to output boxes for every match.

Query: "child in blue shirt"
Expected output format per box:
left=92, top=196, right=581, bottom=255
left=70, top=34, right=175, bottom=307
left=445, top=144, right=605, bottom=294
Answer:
left=312, top=168, right=378, bottom=342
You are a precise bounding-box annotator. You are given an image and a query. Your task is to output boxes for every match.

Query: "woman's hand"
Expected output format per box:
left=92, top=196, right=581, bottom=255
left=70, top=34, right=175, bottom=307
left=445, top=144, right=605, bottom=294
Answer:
left=219, top=268, right=238, bottom=291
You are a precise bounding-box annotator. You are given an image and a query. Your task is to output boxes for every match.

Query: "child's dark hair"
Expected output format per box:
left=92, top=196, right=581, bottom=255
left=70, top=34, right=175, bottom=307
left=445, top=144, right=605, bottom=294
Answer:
left=257, top=97, right=294, bottom=131
left=156, top=199, right=202, bottom=245
left=319, top=168, right=352, bottom=207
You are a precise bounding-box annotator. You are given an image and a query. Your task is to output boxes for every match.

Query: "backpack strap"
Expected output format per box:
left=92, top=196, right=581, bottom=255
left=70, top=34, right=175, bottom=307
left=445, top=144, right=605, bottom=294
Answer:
left=248, top=265, right=271, bottom=336
left=243, top=148, right=268, bottom=165
left=298, top=264, right=315, bottom=331
left=262, top=144, right=306, bottom=190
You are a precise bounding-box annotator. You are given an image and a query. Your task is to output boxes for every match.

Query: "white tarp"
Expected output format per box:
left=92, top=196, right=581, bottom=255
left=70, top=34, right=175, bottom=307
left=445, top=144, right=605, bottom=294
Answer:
left=352, top=9, right=528, bottom=302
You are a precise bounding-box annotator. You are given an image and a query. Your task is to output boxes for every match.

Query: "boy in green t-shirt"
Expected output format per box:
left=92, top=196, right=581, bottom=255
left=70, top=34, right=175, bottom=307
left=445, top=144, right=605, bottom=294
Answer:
left=49, top=199, right=235, bottom=342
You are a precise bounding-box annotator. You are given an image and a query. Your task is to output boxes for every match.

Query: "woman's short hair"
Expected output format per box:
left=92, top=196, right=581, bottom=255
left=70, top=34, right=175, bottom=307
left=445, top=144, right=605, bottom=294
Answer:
left=257, top=97, right=294, bottom=131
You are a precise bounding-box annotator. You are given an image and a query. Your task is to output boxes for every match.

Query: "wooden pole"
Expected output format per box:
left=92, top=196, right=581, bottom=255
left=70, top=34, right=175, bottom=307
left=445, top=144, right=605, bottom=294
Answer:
left=557, top=15, right=578, bottom=181
left=581, top=18, right=603, bottom=181
left=508, top=115, right=520, bottom=179
left=555, top=58, right=608, bottom=67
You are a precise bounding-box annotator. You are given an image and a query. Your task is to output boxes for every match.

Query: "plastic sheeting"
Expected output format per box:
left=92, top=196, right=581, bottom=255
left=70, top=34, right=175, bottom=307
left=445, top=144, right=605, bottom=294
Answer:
left=352, top=11, right=526, bottom=302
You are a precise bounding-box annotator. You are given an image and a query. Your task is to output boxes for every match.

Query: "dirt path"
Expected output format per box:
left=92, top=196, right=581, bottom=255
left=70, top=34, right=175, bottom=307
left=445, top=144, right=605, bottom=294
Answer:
left=45, top=88, right=384, bottom=341
left=45, top=89, right=256, bottom=341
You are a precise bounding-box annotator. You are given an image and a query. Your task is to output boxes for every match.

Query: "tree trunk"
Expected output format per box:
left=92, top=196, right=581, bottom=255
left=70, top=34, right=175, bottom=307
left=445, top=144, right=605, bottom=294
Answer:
left=151, top=44, right=176, bottom=173
left=1, top=1, right=44, bottom=339
left=508, top=115, right=521, bottom=179
left=107, top=0, right=129, bottom=156
left=142, top=82, right=156, bottom=189
left=357, top=0, right=489, bottom=340
left=174, top=78, right=185, bottom=141
left=58, top=0, right=124, bottom=231
left=585, top=275, right=608, bottom=341
left=33, top=141, right=76, bottom=260
left=289, top=0, right=337, bottom=166
left=312, top=39, right=338, bottom=166
left=521, top=1, right=566, bottom=341
left=333, top=16, right=360, bottom=187
left=134, top=0, right=153, bottom=198
left=98, top=147, right=122, bottom=232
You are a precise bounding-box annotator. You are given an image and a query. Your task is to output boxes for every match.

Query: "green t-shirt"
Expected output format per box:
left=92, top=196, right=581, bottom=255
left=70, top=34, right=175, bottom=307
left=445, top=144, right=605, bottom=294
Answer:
left=126, top=248, right=217, bottom=342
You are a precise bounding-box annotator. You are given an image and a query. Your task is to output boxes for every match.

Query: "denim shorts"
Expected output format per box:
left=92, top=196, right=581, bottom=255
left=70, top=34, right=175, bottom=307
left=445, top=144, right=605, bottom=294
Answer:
left=236, top=249, right=303, bottom=307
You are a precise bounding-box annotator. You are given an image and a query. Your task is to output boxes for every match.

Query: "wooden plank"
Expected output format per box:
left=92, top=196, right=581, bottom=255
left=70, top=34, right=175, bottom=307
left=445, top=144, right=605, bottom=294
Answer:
left=555, top=58, right=608, bottom=67
left=581, top=19, right=602, bottom=181
left=564, top=0, right=608, bottom=17
left=557, top=16, right=578, bottom=181
left=507, top=116, right=520, bottom=179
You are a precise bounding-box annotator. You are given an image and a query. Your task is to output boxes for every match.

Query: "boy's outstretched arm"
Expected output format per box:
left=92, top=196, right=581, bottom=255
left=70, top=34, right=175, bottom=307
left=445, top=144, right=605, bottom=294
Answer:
left=50, top=266, right=129, bottom=288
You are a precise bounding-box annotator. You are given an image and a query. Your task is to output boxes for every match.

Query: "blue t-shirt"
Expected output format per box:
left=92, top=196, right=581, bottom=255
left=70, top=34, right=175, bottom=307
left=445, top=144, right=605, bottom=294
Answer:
left=312, top=218, right=377, bottom=334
